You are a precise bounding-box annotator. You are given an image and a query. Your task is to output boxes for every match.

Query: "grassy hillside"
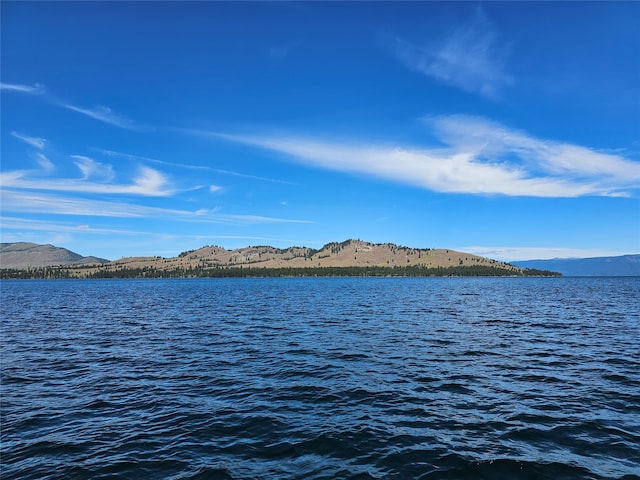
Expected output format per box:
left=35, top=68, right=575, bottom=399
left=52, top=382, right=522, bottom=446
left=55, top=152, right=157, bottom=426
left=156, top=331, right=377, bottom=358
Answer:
left=1, top=239, right=559, bottom=278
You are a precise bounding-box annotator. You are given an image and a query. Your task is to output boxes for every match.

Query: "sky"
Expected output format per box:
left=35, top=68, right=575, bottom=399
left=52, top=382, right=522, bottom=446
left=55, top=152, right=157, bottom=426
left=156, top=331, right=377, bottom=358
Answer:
left=1, top=1, right=639, bottom=261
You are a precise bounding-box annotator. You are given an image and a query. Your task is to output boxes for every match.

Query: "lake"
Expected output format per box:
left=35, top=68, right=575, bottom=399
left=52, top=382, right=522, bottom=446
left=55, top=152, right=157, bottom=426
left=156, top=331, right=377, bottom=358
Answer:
left=1, top=277, right=639, bottom=479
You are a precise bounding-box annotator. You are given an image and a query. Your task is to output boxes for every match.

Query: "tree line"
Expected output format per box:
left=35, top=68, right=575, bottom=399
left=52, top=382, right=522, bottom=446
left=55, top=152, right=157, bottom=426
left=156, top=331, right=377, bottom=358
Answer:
left=0, top=264, right=561, bottom=279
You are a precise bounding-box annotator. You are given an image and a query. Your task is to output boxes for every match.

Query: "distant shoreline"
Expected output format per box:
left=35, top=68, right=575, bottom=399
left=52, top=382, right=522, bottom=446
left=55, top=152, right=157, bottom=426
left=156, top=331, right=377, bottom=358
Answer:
left=0, top=264, right=561, bottom=280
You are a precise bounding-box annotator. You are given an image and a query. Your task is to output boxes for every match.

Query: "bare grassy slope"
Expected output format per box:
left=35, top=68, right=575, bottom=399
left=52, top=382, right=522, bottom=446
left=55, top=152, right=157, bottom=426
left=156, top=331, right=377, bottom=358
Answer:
left=104, top=239, right=519, bottom=273
left=0, top=242, right=108, bottom=269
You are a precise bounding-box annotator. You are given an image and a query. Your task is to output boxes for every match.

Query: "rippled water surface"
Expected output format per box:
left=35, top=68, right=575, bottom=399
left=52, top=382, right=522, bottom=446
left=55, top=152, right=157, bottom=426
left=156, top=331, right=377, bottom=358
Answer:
left=2, top=277, right=639, bottom=479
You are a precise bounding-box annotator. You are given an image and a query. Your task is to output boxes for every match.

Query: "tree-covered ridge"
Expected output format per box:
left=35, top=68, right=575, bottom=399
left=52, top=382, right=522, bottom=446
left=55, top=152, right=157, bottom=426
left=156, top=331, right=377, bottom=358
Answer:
left=0, top=264, right=560, bottom=279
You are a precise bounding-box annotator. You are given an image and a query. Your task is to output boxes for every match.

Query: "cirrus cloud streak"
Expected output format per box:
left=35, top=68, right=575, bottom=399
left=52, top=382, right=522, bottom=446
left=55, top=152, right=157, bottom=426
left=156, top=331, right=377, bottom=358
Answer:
left=1, top=165, right=175, bottom=197
left=1, top=190, right=311, bottom=226
left=0, top=82, right=46, bottom=95
left=211, top=115, right=639, bottom=198
left=61, top=104, right=139, bottom=130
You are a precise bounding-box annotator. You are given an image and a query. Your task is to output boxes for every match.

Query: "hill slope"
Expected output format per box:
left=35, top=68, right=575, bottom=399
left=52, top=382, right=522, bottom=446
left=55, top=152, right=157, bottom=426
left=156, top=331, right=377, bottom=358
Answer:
left=0, top=240, right=561, bottom=278
left=512, top=255, right=640, bottom=276
left=0, top=242, right=108, bottom=269
left=104, top=239, right=519, bottom=272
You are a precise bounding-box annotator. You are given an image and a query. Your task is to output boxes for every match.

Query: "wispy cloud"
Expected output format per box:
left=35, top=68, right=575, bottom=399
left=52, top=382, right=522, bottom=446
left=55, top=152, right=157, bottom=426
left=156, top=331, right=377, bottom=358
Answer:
left=95, top=146, right=295, bottom=185
left=387, top=9, right=512, bottom=99
left=1, top=190, right=311, bottom=226
left=2, top=81, right=143, bottom=130
left=128, top=167, right=172, bottom=195
left=70, top=155, right=115, bottom=181
left=11, top=131, right=47, bottom=150
left=0, top=216, right=309, bottom=244
left=61, top=103, right=138, bottom=130
left=430, top=115, right=639, bottom=181
left=1, top=165, right=175, bottom=196
left=34, top=153, right=55, bottom=172
left=211, top=168, right=296, bottom=185
left=212, top=115, right=640, bottom=198
left=0, top=82, right=46, bottom=95
left=1, top=216, right=154, bottom=239
left=95, top=148, right=212, bottom=171
left=9, top=131, right=54, bottom=171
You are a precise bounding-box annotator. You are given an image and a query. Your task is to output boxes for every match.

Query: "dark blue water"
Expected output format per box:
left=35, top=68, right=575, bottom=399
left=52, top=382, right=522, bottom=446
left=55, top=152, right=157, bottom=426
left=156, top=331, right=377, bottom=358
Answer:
left=2, top=277, right=639, bottom=479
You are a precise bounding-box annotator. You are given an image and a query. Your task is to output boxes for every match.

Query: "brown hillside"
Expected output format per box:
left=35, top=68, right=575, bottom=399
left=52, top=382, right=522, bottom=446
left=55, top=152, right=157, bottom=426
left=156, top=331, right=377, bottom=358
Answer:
left=95, top=239, right=519, bottom=274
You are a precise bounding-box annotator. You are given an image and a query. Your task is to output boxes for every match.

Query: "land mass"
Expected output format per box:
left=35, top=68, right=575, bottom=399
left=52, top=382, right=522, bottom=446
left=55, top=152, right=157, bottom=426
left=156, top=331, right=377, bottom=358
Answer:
left=0, top=242, right=109, bottom=269
left=0, top=239, right=559, bottom=278
left=513, top=254, right=640, bottom=276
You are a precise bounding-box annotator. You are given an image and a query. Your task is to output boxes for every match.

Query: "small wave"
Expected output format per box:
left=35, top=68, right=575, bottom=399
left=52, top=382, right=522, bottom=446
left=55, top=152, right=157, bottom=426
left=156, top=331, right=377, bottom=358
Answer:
left=418, top=456, right=597, bottom=480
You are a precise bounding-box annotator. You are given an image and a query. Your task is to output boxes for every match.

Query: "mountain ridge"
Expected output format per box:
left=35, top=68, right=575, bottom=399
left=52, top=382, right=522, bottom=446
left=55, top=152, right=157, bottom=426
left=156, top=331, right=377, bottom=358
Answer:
left=512, top=254, right=640, bottom=276
left=1, top=239, right=553, bottom=277
left=0, top=242, right=109, bottom=269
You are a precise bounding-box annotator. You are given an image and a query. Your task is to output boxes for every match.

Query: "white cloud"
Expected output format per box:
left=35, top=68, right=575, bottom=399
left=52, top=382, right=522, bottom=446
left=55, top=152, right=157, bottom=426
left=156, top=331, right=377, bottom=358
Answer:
left=460, top=246, right=634, bottom=262
left=70, top=155, right=115, bottom=181
left=95, top=148, right=211, bottom=171
left=212, top=116, right=640, bottom=198
left=387, top=9, right=512, bottom=99
left=0, top=165, right=174, bottom=197
left=9, top=131, right=54, bottom=171
left=34, top=153, right=55, bottom=172
left=428, top=115, right=640, bottom=193
left=11, top=131, right=47, bottom=150
left=0, top=216, right=154, bottom=237
left=98, top=145, right=297, bottom=185
left=430, top=115, right=639, bottom=179
left=62, top=103, right=137, bottom=130
left=1, top=190, right=141, bottom=218
left=0, top=190, right=311, bottom=225
left=128, top=167, right=171, bottom=195
left=0, top=82, right=46, bottom=95
left=2, top=82, right=143, bottom=130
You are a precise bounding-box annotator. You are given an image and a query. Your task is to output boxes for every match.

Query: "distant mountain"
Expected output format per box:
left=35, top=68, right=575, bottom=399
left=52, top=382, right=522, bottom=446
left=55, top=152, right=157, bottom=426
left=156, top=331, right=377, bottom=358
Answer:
left=512, top=255, right=640, bottom=276
left=0, top=240, right=559, bottom=278
left=0, top=242, right=109, bottom=269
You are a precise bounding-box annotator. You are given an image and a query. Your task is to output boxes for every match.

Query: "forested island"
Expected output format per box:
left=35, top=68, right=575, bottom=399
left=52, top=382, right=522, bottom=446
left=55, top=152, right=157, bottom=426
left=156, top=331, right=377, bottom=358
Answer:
left=1, top=240, right=560, bottom=279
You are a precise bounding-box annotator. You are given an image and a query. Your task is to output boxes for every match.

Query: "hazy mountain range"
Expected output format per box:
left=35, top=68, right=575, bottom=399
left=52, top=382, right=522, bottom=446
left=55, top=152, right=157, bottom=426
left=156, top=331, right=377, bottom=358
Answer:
left=512, top=255, right=640, bottom=277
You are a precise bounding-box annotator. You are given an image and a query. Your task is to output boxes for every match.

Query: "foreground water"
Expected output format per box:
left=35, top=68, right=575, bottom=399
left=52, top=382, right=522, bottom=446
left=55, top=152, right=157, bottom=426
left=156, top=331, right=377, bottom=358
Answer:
left=1, top=277, right=639, bottom=479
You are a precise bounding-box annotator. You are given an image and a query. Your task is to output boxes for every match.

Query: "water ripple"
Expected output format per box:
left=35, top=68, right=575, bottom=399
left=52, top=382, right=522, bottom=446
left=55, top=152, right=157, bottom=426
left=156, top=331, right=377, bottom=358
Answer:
left=2, top=277, right=639, bottom=479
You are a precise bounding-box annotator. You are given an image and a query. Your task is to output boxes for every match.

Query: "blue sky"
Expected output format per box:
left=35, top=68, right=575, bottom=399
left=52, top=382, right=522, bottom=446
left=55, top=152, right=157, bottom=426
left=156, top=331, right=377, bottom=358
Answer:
left=2, top=1, right=639, bottom=261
